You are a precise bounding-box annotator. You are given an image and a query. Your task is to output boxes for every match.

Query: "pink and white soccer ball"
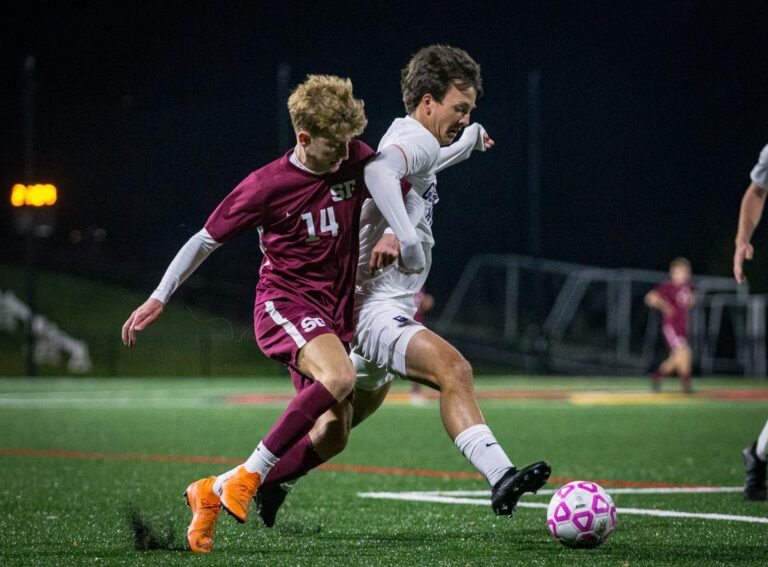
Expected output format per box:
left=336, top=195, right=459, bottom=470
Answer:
left=546, top=481, right=617, bottom=548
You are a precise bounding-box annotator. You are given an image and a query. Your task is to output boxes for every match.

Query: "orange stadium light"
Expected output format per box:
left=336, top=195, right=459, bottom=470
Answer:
left=10, top=183, right=58, bottom=207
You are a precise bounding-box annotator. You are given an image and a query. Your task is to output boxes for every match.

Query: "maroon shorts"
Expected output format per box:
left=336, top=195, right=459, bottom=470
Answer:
left=662, top=323, right=688, bottom=351
left=254, top=298, right=349, bottom=393
left=254, top=298, right=336, bottom=365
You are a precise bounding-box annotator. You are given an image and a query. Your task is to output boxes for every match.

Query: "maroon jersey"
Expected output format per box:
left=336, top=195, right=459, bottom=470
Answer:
left=205, top=140, right=375, bottom=341
left=654, top=280, right=694, bottom=336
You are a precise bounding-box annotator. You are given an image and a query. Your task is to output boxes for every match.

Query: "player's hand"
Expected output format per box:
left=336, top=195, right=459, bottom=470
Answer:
left=370, top=233, right=400, bottom=273
left=121, top=298, right=164, bottom=347
left=398, top=239, right=426, bottom=275
left=734, top=239, right=753, bottom=284
left=482, top=131, right=495, bottom=150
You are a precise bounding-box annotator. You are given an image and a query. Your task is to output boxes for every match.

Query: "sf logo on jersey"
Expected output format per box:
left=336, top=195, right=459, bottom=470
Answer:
left=301, top=317, right=327, bottom=333
left=330, top=180, right=357, bottom=202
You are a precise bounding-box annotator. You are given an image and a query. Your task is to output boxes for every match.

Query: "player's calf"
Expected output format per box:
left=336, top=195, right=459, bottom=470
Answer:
left=311, top=417, right=350, bottom=459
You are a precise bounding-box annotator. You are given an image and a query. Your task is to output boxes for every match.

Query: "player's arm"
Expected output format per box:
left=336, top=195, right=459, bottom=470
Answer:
left=121, top=229, right=221, bottom=347
left=734, top=182, right=768, bottom=283
left=364, top=146, right=426, bottom=273
left=434, top=123, right=493, bottom=173
left=644, top=290, right=674, bottom=317
left=370, top=189, right=426, bottom=272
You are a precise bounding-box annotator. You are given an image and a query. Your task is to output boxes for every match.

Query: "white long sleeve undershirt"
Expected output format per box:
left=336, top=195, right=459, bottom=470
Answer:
left=149, top=228, right=221, bottom=304
left=364, top=146, right=426, bottom=273
left=384, top=189, right=426, bottom=236
left=435, top=123, right=487, bottom=173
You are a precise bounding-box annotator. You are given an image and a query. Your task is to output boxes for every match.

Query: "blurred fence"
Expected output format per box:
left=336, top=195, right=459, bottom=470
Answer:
left=436, top=255, right=766, bottom=377
left=3, top=255, right=766, bottom=378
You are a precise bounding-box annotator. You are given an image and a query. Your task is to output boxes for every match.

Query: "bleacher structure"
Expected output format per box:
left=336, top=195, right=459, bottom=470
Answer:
left=436, top=255, right=766, bottom=377
left=0, top=290, right=92, bottom=373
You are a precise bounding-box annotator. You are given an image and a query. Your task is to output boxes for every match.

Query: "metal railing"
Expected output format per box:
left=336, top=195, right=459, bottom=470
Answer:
left=436, top=255, right=766, bottom=376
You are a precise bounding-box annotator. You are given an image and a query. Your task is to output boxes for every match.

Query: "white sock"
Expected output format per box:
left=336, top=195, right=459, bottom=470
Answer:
left=454, top=424, right=514, bottom=486
left=212, top=443, right=280, bottom=496
left=757, top=420, right=768, bottom=461
left=243, top=441, right=279, bottom=477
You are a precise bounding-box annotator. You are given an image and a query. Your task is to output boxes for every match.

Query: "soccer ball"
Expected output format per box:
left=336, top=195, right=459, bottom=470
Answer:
left=546, top=481, right=617, bottom=548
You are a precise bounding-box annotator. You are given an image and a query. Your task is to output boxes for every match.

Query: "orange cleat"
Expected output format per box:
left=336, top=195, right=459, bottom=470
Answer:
left=220, top=466, right=262, bottom=523
left=184, top=476, right=221, bottom=553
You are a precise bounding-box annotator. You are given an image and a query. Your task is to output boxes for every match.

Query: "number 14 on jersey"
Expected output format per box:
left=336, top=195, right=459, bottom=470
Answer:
left=301, top=207, right=338, bottom=242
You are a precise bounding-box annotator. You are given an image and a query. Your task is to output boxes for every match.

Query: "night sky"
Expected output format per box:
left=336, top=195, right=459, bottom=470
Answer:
left=2, top=1, right=768, bottom=317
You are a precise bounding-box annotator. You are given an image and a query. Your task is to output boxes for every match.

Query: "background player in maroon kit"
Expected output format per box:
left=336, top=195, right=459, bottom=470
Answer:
left=121, top=75, right=424, bottom=553
left=644, top=257, right=696, bottom=393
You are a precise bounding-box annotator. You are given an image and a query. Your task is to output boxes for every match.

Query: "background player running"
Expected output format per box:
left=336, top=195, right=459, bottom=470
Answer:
left=121, top=75, right=424, bottom=552
left=644, top=257, right=696, bottom=394
left=733, top=142, right=768, bottom=501
left=254, top=45, right=551, bottom=527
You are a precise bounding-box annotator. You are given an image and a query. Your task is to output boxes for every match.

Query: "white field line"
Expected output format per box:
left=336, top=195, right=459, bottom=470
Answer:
left=357, top=489, right=768, bottom=524
left=384, top=487, right=743, bottom=497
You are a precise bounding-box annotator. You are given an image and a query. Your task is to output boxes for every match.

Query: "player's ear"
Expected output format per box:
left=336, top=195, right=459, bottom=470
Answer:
left=421, top=93, right=433, bottom=116
left=297, top=130, right=312, bottom=148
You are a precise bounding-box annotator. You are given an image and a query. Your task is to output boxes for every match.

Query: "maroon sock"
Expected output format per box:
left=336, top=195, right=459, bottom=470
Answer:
left=262, top=380, right=337, bottom=458
left=263, top=435, right=324, bottom=485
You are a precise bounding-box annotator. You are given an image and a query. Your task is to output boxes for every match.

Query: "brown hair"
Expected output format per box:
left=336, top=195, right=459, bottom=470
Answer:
left=287, top=75, right=367, bottom=139
left=400, top=45, right=483, bottom=114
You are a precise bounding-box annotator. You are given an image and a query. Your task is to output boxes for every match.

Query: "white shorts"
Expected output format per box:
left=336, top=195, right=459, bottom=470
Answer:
left=351, top=296, right=426, bottom=391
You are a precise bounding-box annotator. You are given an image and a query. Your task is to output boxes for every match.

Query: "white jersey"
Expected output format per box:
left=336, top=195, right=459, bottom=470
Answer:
left=751, top=144, right=768, bottom=190
left=357, top=116, right=486, bottom=299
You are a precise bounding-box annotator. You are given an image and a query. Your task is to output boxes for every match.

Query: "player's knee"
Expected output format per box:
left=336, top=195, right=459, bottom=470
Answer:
left=336, top=367, right=357, bottom=398
left=319, top=366, right=356, bottom=400
left=442, top=354, right=475, bottom=391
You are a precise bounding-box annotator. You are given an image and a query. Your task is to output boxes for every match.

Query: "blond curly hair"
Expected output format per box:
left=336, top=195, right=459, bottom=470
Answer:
left=288, top=75, right=367, bottom=139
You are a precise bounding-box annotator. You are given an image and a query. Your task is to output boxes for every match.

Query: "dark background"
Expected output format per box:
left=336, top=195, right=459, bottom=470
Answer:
left=2, top=0, right=768, bottom=320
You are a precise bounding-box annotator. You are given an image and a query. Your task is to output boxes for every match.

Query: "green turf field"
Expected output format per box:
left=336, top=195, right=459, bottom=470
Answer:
left=1, top=376, right=767, bottom=566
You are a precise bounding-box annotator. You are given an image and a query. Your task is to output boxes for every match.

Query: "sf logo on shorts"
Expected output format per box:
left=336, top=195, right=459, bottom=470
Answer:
left=301, top=317, right=327, bottom=333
